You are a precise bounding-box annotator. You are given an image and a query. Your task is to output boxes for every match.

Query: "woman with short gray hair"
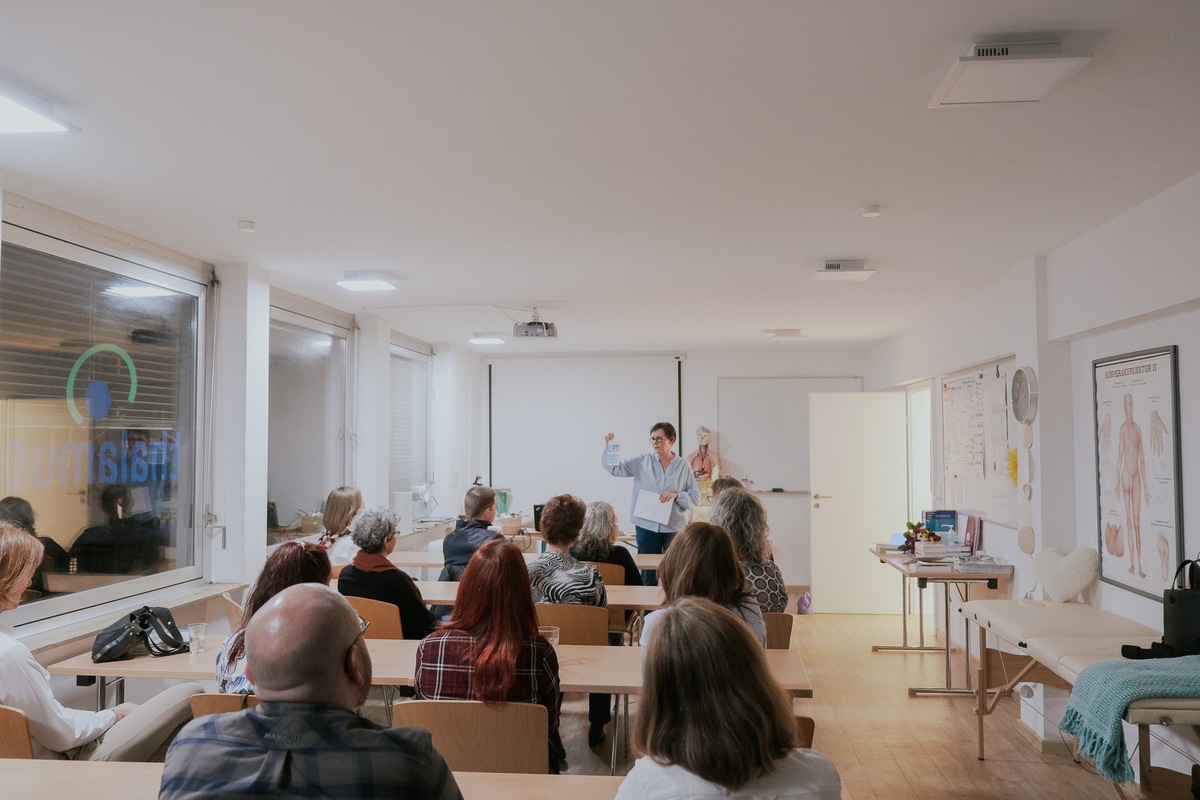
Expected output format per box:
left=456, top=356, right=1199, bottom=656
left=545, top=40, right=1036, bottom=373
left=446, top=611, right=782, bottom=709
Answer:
left=337, top=507, right=436, bottom=639
left=708, top=489, right=788, bottom=613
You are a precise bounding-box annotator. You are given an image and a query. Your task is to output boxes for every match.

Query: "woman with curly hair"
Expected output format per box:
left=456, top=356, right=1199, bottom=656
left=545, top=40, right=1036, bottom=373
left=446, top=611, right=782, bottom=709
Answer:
left=709, top=488, right=788, bottom=613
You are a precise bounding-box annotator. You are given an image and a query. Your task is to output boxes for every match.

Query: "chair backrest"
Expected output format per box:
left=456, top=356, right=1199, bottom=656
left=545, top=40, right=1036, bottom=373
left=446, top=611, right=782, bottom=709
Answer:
left=764, top=612, right=794, bottom=649
left=392, top=699, right=548, bottom=774
left=331, top=564, right=347, bottom=580
left=221, top=591, right=244, bottom=629
left=345, top=595, right=405, bottom=639
left=535, top=603, right=608, bottom=646
left=583, top=561, right=625, bottom=632
left=190, top=693, right=260, bottom=718
left=0, top=704, right=34, bottom=758
left=794, top=714, right=816, bottom=749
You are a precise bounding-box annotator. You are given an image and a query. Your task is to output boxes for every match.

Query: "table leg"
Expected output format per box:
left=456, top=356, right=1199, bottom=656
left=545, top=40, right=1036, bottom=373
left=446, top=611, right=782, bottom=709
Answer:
left=872, top=573, right=941, bottom=654
left=907, top=580, right=975, bottom=696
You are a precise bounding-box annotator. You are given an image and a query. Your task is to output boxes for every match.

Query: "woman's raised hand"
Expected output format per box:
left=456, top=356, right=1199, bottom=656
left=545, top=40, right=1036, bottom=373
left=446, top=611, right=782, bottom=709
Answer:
left=604, top=432, right=614, bottom=442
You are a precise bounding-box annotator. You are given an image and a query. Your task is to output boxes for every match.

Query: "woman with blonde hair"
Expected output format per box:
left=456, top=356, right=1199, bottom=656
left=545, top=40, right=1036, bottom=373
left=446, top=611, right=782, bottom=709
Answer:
left=618, top=597, right=841, bottom=799
left=639, top=521, right=766, bottom=648
left=0, top=522, right=201, bottom=760
left=709, top=487, right=788, bottom=613
left=318, top=485, right=363, bottom=566
left=570, top=500, right=641, bottom=588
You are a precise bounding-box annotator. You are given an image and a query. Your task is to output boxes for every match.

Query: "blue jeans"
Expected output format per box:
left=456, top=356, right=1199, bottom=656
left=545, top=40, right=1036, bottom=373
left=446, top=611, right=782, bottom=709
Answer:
left=635, top=525, right=675, bottom=587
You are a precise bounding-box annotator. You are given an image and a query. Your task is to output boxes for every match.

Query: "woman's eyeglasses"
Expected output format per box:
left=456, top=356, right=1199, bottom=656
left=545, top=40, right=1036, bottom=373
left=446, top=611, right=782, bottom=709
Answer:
left=649, top=436, right=668, bottom=443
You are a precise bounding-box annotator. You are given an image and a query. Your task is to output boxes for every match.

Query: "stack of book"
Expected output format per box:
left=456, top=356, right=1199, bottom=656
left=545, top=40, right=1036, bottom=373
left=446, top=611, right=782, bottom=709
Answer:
left=914, top=541, right=971, bottom=558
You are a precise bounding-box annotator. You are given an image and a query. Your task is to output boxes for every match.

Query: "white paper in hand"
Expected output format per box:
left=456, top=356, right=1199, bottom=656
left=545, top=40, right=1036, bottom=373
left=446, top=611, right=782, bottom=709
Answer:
left=634, top=489, right=672, bottom=525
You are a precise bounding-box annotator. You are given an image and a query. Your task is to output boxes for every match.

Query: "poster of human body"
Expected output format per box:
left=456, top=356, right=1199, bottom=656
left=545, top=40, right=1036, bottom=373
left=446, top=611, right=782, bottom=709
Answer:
left=1093, top=346, right=1182, bottom=601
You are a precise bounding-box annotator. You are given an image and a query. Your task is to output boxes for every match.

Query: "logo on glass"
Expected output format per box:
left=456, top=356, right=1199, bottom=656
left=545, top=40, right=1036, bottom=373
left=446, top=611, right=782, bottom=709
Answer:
left=66, top=344, right=139, bottom=424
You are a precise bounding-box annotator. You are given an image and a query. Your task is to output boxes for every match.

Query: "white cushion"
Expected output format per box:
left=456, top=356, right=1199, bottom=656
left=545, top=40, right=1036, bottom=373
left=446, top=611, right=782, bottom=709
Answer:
left=1032, top=548, right=1099, bottom=602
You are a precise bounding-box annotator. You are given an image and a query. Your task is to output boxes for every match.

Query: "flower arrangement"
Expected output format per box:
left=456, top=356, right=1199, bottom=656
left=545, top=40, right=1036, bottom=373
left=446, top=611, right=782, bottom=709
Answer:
left=902, top=520, right=941, bottom=554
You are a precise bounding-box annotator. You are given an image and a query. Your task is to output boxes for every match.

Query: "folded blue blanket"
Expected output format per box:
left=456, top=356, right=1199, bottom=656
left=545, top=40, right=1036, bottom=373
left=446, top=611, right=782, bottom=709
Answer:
left=1059, top=655, right=1200, bottom=783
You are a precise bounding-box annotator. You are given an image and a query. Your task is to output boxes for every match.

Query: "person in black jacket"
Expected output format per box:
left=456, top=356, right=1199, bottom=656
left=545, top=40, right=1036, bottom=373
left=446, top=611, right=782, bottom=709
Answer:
left=439, top=486, right=503, bottom=582
left=337, top=507, right=436, bottom=640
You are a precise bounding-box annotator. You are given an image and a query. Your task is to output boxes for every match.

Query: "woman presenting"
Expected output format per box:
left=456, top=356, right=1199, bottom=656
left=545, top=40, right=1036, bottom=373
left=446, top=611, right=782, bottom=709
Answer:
left=602, top=422, right=699, bottom=586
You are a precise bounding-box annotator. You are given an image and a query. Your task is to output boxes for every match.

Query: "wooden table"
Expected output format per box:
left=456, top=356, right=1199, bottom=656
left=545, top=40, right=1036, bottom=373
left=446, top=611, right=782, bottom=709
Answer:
left=412, top=581, right=665, bottom=611
left=0, top=758, right=625, bottom=799
left=869, top=548, right=1013, bottom=696
left=632, top=553, right=662, bottom=571
left=49, top=639, right=812, bottom=705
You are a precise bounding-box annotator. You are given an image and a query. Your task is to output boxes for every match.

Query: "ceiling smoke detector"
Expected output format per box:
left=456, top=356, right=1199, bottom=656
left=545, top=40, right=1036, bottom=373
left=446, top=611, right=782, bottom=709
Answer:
left=813, top=260, right=875, bottom=282
left=929, top=40, right=1091, bottom=108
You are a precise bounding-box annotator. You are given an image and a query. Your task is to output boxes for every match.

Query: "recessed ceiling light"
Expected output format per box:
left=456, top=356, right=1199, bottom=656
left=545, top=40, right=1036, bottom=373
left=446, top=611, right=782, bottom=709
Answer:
left=104, top=285, right=175, bottom=299
left=237, top=220, right=256, bottom=233
left=336, top=272, right=397, bottom=292
left=0, top=77, right=77, bottom=133
left=766, top=329, right=805, bottom=341
left=861, top=205, right=881, bottom=218
left=468, top=335, right=505, bottom=345
left=929, top=41, right=1091, bottom=108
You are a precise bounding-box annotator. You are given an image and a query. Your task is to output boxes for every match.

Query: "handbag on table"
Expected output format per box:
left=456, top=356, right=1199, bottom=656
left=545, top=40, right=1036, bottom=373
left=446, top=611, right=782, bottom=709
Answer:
left=1122, top=557, right=1200, bottom=660
left=92, top=605, right=190, bottom=663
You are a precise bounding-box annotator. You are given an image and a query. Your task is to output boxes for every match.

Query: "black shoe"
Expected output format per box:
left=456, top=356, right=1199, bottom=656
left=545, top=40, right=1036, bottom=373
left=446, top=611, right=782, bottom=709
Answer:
left=588, top=722, right=606, bottom=748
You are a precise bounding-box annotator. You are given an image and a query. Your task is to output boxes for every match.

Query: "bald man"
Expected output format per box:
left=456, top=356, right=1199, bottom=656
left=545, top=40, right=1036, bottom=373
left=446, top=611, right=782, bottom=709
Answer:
left=159, top=584, right=462, bottom=800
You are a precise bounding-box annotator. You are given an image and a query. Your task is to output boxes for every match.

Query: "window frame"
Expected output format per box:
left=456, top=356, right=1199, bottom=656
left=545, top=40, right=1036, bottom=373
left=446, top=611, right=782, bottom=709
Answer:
left=1, top=222, right=209, bottom=626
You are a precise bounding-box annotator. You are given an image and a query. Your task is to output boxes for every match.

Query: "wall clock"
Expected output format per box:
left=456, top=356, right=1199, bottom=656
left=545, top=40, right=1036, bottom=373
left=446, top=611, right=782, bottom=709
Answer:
left=1012, top=366, right=1039, bottom=425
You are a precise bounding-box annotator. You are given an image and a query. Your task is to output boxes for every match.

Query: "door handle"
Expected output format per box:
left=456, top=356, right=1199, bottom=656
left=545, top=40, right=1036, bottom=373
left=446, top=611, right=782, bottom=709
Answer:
left=812, top=493, right=831, bottom=509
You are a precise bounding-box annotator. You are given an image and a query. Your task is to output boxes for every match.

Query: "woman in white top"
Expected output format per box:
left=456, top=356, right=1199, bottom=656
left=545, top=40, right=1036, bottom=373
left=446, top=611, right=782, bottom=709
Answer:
left=0, top=522, right=200, bottom=760
left=639, top=521, right=766, bottom=649
left=317, top=485, right=363, bottom=566
left=619, top=597, right=841, bottom=800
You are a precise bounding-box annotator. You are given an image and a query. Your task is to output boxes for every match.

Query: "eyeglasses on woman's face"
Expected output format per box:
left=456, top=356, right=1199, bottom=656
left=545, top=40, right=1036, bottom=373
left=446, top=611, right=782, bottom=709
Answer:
left=649, top=436, right=669, bottom=444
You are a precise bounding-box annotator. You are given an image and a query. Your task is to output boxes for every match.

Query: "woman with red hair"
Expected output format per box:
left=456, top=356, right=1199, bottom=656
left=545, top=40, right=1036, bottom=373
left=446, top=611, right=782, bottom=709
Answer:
left=414, top=539, right=561, bottom=772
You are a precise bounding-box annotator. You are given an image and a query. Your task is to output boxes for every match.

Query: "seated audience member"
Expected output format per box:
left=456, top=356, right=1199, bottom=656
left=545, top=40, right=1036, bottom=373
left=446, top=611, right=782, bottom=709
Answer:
left=159, top=584, right=463, bottom=800
left=215, top=541, right=332, bottom=693
left=710, top=475, right=744, bottom=498
left=0, top=495, right=69, bottom=594
left=570, top=500, right=642, bottom=589
left=416, top=539, right=561, bottom=772
left=318, top=485, right=364, bottom=567
left=640, top=522, right=766, bottom=650
left=0, top=522, right=201, bottom=760
left=69, top=484, right=163, bottom=574
left=438, top=485, right=502, bottom=582
left=709, top=488, right=789, bottom=613
left=338, top=507, right=436, bottom=639
left=526, top=493, right=610, bottom=747
left=617, top=597, right=841, bottom=800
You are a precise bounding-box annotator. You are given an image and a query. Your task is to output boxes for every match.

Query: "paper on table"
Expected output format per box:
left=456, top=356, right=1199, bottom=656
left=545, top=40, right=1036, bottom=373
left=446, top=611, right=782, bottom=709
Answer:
left=633, top=489, right=672, bottom=525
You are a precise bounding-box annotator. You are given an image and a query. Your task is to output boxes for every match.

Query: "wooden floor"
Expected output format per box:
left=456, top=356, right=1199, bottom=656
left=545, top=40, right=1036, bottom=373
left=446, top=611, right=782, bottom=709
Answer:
left=374, top=613, right=1128, bottom=798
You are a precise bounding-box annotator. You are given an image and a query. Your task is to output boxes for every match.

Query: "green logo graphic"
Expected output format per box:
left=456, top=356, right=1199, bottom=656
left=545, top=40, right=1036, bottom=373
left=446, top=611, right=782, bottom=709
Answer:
left=65, top=344, right=138, bottom=425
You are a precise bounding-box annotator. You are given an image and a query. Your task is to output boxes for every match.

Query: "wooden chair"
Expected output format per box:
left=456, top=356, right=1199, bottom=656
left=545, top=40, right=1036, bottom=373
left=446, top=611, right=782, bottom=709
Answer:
left=794, top=714, right=816, bottom=748
left=190, top=693, right=259, bottom=718
left=392, top=699, right=548, bottom=774
left=221, top=591, right=243, bottom=629
left=583, top=561, right=628, bottom=639
left=331, top=564, right=346, bottom=580
left=344, top=595, right=404, bottom=723
left=0, top=705, right=34, bottom=759
left=764, top=612, right=794, bottom=649
left=345, top=595, right=405, bottom=639
left=535, top=603, right=608, bottom=646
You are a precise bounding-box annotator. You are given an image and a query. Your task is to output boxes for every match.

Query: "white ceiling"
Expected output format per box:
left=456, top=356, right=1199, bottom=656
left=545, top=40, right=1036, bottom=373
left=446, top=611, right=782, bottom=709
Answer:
left=1, top=1, right=1198, bottom=354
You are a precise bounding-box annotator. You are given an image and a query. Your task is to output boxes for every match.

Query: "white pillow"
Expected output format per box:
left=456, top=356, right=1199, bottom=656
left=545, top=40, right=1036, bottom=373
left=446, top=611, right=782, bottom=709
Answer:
left=1033, top=547, right=1099, bottom=603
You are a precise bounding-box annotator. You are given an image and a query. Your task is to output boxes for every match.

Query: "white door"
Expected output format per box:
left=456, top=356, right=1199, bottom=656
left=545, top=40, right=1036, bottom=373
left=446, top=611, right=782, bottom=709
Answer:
left=810, top=392, right=907, bottom=614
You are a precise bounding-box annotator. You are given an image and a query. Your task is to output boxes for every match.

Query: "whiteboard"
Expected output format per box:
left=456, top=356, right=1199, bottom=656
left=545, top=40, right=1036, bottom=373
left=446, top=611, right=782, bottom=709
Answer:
left=941, top=359, right=1018, bottom=527
left=488, top=358, right=680, bottom=530
left=717, top=377, right=861, bottom=492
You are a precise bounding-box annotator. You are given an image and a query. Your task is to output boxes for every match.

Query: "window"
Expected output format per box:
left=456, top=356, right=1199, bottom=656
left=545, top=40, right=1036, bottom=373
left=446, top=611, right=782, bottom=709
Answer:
left=266, top=314, right=348, bottom=543
left=388, top=347, right=429, bottom=515
left=0, top=237, right=203, bottom=621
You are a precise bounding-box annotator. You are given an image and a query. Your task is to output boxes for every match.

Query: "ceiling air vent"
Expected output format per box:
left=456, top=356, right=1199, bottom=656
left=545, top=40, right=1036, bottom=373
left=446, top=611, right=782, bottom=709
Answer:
left=813, top=260, right=874, bottom=282
left=930, top=40, right=1091, bottom=108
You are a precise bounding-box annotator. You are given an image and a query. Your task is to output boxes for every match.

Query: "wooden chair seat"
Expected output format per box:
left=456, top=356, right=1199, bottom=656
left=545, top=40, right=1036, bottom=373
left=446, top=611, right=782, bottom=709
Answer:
left=0, top=704, right=34, bottom=758
left=764, top=612, right=795, bottom=649
left=190, top=693, right=259, bottom=717
left=392, top=699, right=548, bottom=774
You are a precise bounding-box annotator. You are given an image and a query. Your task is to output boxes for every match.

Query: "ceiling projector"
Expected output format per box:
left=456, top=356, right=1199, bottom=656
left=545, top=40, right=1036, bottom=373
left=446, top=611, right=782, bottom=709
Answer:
left=513, top=319, right=558, bottom=338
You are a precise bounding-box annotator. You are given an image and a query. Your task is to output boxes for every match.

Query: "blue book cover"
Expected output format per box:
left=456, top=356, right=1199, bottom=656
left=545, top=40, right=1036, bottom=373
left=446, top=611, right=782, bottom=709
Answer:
left=924, top=510, right=958, bottom=533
